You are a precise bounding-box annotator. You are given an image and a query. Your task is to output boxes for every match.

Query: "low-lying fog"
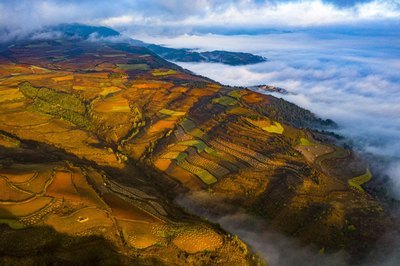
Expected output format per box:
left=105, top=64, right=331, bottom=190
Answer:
left=138, top=31, right=400, bottom=199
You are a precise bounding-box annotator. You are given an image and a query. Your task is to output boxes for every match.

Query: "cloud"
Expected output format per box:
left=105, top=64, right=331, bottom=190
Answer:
left=176, top=191, right=349, bottom=265
left=0, top=0, right=399, bottom=40
left=161, top=32, right=400, bottom=199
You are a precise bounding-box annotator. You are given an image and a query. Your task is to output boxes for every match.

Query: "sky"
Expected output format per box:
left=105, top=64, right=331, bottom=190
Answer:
left=1, top=0, right=400, bottom=40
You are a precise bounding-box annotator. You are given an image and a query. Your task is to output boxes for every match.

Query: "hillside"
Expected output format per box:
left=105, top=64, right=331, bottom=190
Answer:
left=49, top=24, right=267, bottom=66
left=0, top=37, right=393, bottom=264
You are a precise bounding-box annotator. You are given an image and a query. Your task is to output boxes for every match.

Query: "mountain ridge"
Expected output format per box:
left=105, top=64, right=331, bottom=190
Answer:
left=48, top=23, right=267, bottom=65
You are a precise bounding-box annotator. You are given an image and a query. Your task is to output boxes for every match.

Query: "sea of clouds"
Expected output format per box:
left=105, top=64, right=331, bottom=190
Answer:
left=139, top=31, right=400, bottom=198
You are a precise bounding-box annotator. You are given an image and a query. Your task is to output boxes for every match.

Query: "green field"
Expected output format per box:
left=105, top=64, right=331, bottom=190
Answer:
left=180, top=119, right=205, bottom=138
left=159, top=109, right=186, bottom=116
left=228, top=90, right=243, bottom=99
left=161, top=151, right=188, bottom=163
left=117, top=64, right=149, bottom=70
left=348, top=169, right=372, bottom=192
left=179, top=160, right=217, bottom=185
left=152, top=69, right=177, bottom=76
left=299, top=137, right=314, bottom=146
left=212, top=96, right=237, bottom=106
left=178, top=140, right=218, bottom=156
left=264, top=122, right=284, bottom=134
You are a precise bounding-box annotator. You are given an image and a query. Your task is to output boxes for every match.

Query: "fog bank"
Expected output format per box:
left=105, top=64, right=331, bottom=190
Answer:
left=150, top=32, right=400, bottom=198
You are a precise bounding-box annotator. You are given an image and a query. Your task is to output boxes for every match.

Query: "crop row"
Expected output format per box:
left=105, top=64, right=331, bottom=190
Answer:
left=209, top=140, right=269, bottom=170
left=178, top=159, right=217, bottom=185
left=186, top=152, right=230, bottom=178
left=214, top=138, right=269, bottom=164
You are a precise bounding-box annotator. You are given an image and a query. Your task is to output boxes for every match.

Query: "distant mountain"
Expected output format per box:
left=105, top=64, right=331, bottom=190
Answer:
left=147, top=44, right=267, bottom=65
left=48, top=24, right=267, bottom=65
left=52, top=23, right=120, bottom=38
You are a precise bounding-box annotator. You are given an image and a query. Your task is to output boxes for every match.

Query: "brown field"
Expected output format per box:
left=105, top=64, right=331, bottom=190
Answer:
left=131, top=81, right=173, bottom=90
left=84, top=168, right=106, bottom=186
left=242, top=92, right=264, bottom=103
left=46, top=170, right=80, bottom=201
left=0, top=178, right=34, bottom=202
left=0, top=111, right=51, bottom=128
left=227, top=106, right=253, bottom=116
left=1, top=169, right=37, bottom=183
left=166, top=165, right=205, bottom=190
left=99, top=86, right=122, bottom=97
left=102, top=193, right=160, bottom=223
left=52, top=75, right=74, bottom=82
left=74, top=72, right=110, bottom=79
left=154, top=158, right=172, bottom=172
left=187, top=88, right=215, bottom=97
left=93, top=94, right=130, bottom=113
left=170, top=86, right=188, bottom=93
left=71, top=169, right=109, bottom=209
left=0, top=88, right=25, bottom=103
left=118, top=219, right=164, bottom=249
left=0, top=197, right=53, bottom=218
left=296, top=143, right=334, bottom=163
left=45, top=207, right=114, bottom=235
left=125, top=142, right=148, bottom=160
left=14, top=170, right=53, bottom=194
left=172, top=226, right=223, bottom=253
left=148, top=120, right=177, bottom=134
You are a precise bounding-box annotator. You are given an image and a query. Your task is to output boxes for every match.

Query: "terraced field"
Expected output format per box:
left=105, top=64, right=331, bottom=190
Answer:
left=0, top=36, right=392, bottom=265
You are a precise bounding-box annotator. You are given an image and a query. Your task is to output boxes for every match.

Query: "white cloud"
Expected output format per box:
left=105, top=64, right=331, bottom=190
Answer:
left=1, top=0, right=400, bottom=40
left=164, top=32, right=400, bottom=198
left=122, top=0, right=400, bottom=28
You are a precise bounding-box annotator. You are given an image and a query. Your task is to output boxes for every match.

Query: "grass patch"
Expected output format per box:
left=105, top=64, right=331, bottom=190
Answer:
left=179, top=160, right=217, bottom=185
left=227, top=107, right=252, bottom=116
left=19, top=82, right=91, bottom=129
left=246, top=118, right=284, bottom=134
left=0, top=197, right=53, bottom=218
left=0, top=219, right=25, bottom=229
left=228, top=90, right=243, bottom=99
left=264, top=122, right=284, bottom=134
left=299, top=137, right=314, bottom=146
left=348, top=169, right=372, bottom=192
left=181, top=119, right=196, bottom=131
left=152, top=69, right=177, bottom=76
left=180, top=119, right=205, bottom=138
left=99, top=86, right=122, bottom=97
left=117, top=64, right=149, bottom=71
left=161, top=152, right=187, bottom=163
left=158, top=109, right=186, bottom=117
left=178, top=140, right=218, bottom=156
left=212, top=96, right=237, bottom=106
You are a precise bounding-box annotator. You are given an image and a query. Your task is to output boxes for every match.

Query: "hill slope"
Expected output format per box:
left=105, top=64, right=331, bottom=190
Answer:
left=49, top=24, right=267, bottom=65
left=0, top=37, right=392, bottom=264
